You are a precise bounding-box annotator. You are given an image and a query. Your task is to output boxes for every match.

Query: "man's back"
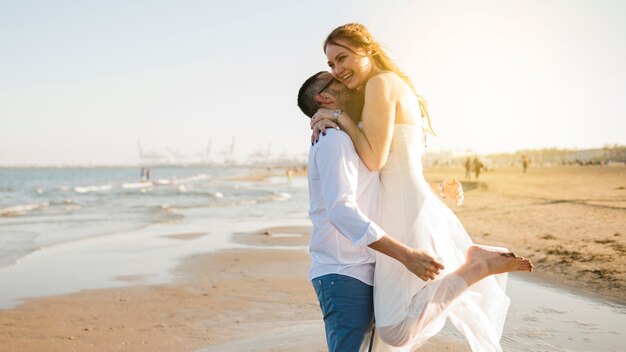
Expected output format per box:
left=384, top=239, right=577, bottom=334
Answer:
left=307, top=128, right=382, bottom=285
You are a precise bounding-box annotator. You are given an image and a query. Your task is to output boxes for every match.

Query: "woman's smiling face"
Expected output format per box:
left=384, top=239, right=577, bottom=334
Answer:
left=325, top=39, right=374, bottom=90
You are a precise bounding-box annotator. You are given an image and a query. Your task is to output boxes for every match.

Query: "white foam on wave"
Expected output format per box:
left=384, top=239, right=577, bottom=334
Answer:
left=122, top=182, right=153, bottom=189
left=74, top=184, right=113, bottom=194
left=0, top=202, right=50, bottom=216
left=152, top=179, right=174, bottom=186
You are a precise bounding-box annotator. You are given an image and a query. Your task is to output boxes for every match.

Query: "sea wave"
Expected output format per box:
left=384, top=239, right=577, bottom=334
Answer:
left=0, top=239, right=40, bottom=269
left=74, top=184, right=113, bottom=193
left=174, top=174, right=209, bottom=184
left=0, top=202, right=50, bottom=216
left=122, top=182, right=153, bottom=189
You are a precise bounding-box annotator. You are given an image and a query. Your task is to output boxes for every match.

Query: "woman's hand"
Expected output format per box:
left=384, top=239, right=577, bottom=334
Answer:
left=440, top=178, right=464, bottom=206
left=310, top=109, right=340, bottom=145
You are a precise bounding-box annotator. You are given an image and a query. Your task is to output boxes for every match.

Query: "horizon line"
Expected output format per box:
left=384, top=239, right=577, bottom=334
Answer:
left=1, top=144, right=624, bottom=168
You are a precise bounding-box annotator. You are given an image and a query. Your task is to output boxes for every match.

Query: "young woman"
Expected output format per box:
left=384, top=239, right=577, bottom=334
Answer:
left=311, top=23, right=532, bottom=351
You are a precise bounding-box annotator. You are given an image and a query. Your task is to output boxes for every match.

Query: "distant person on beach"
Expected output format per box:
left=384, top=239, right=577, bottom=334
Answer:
left=140, top=167, right=150, bottom=182
left=304, top=23, right=532, bottom=351
left=464, top=157, right=472, bottom=180
left=472, top=157, right=484, bottom=179
left=522, top=155, right=530, bottom=174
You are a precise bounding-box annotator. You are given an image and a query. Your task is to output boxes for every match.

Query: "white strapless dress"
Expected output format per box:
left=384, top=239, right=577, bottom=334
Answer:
left=373, top=124, right=510, bottom=352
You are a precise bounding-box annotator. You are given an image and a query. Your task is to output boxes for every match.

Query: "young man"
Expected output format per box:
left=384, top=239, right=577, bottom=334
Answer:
left=298, top=72, right=445, bottom=351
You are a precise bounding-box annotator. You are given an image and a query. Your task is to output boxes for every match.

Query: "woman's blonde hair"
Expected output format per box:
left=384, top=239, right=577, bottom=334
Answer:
left=324, top=23, right=434, bottom=134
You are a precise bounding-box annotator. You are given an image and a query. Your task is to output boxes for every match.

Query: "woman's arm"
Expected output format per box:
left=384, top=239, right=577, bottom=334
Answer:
left=312, top=73, right=397, bottom=171
left=346, top=74, right=396, bottom=170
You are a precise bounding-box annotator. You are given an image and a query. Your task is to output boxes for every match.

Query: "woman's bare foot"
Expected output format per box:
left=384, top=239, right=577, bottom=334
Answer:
left=468, top=245, right=533, bottom=273
left=456, top=245, right=533, bottom=286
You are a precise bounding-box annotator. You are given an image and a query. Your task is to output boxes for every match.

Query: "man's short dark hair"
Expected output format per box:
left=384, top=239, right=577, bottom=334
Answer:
left=297, top=71, right=327, bottom=118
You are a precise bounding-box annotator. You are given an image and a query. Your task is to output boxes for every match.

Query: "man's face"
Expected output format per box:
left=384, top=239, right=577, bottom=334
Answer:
left=312, top=72, right=364, bottom=123
left=315, top=74, right=350, bottom=111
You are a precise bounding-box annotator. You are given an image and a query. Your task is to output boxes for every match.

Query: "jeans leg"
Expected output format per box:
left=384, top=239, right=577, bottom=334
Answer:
left=312, top=274, right=374, bottom=352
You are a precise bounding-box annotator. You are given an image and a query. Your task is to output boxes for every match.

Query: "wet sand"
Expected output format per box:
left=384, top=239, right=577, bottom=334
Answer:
left=0, top=227, right=468, bottom=351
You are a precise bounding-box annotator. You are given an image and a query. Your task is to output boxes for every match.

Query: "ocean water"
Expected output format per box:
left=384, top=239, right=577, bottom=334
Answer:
left=0, top=166, right=304, bottom=271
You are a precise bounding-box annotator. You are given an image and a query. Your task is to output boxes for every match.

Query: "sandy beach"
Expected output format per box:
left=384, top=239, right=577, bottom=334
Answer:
left=0, top=165, right=624, bottom=351
left=424, top=165, right=625, bottom=303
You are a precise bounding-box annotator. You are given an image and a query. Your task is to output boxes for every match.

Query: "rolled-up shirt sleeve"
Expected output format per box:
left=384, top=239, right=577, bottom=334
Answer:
left=314, top=131, right=386, bottom=247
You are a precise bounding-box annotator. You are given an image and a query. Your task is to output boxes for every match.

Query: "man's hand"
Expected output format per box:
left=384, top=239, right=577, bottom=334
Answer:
left=401, top=248, right=445, bottom=281
left=369, top=235, right=445, bottom=281
left=441, top=178, right=464, bottom=206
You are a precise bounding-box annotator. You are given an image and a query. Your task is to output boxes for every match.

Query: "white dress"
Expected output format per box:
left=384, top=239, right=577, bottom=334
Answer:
left=373, top=124, right=510, bottom=351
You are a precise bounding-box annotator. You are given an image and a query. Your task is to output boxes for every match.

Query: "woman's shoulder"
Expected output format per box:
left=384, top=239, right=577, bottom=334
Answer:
left=366, top=71, right=407, bottom=91
left=367, top=71, right=401, bottom=84
left=365, top=71, right=409, bottom=98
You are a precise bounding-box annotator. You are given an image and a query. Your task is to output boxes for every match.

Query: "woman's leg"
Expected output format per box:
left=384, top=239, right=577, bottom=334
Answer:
left=377, top=272, right=468, bottom=347
left=377, top=246, right=532, bottom=347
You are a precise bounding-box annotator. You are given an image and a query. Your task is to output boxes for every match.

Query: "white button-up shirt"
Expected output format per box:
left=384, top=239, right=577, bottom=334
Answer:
left=307, top=128, right=386, bottom=286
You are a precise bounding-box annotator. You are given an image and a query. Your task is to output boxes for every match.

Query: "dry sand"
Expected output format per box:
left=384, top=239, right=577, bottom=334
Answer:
left=425, top=165, right=625, bottom=303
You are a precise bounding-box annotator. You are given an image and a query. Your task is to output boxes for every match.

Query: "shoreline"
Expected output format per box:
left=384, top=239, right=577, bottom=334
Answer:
left=0, top=225, right=469, bottom=352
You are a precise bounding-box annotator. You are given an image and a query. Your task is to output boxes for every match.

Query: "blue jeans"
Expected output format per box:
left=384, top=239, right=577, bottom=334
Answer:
left=312, top=274, right=374, bottom=352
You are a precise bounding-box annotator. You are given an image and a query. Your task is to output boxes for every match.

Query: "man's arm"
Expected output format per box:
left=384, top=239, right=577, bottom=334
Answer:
left=315, top=131, right=443, bottom=280
left=369, top=235, right=444, bottom=281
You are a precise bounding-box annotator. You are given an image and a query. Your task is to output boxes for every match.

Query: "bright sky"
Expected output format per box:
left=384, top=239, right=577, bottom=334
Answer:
left=1, top=0, right=625, bottom=166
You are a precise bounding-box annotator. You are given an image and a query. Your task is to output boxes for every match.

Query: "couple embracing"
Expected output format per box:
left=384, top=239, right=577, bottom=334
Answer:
left=297, top=23, right=532, bottom=352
